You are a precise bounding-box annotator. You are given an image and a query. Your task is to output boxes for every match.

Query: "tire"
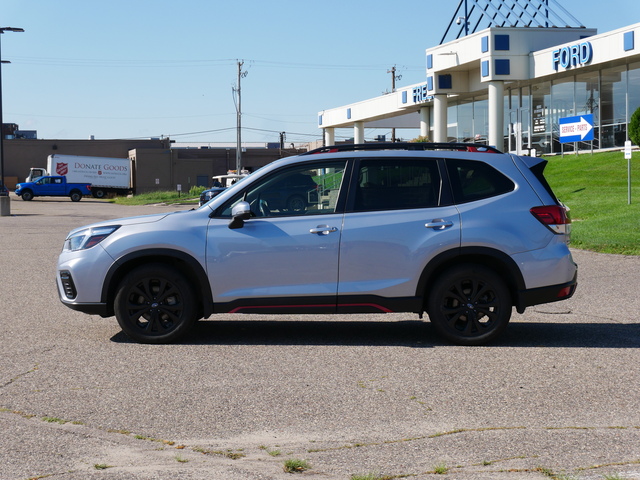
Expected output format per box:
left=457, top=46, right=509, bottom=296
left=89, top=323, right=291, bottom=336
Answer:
left=114, top=264, right=198, bottom=344
left=93, top=189, right=106, bottom=199
left=70, top=191, right=82, bottom=202
left=21, top=190, right=34, bottom=201
left=286, top=195, right=306, bottom=213
left=427, top=264, right=512, bottom=346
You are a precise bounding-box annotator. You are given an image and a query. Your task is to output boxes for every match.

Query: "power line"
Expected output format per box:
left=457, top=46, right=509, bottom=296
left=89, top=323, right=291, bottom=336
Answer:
left=9, top=56, right=424, bottom=71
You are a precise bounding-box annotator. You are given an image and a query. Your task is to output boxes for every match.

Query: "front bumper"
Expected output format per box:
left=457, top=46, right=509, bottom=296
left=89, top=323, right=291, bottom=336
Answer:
left=57, top=245, right=115, bottom=315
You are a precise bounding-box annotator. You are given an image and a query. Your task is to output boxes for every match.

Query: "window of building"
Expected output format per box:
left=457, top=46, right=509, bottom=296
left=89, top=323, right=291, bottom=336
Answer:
left=531, top=81, right=551, bottom=154
left=600, top=65, right=627, bottom=148
left=628, top=62, right=640, bottom=120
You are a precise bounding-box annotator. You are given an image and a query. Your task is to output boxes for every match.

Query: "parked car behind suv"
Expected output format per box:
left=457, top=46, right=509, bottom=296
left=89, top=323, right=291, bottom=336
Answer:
left=57, top=143, right=577, bottom=345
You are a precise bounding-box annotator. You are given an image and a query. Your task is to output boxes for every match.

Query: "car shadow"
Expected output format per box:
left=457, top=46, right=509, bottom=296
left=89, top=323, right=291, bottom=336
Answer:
left=110, top=319, right=640, bottom=348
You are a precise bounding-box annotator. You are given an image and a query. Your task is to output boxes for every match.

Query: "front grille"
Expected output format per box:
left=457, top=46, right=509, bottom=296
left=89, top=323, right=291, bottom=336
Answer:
left=59, top=271, right=77, bottom=299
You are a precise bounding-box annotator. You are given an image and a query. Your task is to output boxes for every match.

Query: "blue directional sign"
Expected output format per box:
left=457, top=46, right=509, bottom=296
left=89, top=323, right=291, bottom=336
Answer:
left=559, top=114, right=594, bottom=143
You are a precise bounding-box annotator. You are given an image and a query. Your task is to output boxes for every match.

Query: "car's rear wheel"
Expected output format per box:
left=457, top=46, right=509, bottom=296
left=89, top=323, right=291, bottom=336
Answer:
left=427, top=264, right=511, bottom=345
left=70, top=191, right=82, bottom=202
left=114, top=264, right=197, bottom=344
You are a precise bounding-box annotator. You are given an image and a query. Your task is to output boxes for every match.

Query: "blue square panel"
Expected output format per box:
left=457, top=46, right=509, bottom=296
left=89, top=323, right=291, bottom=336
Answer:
left=624, top=31, right=635, bottom=51
left=495, top=34, right=510, bottom=51
left=481, top=36, right=489, bottom=53
left=481, top=60, right=489, bottom=77
left=427, top=54, right=433, bottom=69
left=438, top=74, right=452, bottom=89
left=427, top=76, right=433, bottom=91
left=318, top=115, right=323, bottom=126
left=402, top=91, right=408, bottom=104
left=347, top=108, right=351, bottom=120
left=495, top=59, right=510, bottom=75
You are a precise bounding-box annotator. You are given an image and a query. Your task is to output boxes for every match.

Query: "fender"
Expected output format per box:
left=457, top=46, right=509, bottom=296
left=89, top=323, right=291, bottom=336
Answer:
left=416, top=246, right=526, bottom=305
left=101, top=248, right=214, bottom=318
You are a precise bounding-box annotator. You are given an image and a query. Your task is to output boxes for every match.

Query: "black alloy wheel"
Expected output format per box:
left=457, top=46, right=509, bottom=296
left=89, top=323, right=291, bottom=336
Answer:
left=114, top=264, right=197, bottom=344
left=427, top=264, right=512, bottom=345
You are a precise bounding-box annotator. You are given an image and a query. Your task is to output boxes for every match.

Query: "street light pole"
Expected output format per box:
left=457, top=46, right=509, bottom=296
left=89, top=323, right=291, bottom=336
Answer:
left=0, top=27, right=24, bottom=195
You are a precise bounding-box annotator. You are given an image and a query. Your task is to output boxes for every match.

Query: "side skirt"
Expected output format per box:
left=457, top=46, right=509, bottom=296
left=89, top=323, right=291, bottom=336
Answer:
left=212, top=295, right=423, bottom=315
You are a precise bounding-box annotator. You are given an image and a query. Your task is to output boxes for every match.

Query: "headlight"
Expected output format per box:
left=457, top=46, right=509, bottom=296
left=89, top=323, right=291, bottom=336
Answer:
left=63, top=226, right=120, bottom=251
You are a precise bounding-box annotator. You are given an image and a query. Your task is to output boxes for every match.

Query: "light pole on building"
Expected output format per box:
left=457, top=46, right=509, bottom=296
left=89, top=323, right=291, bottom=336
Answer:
left=0, top=27, right=25, bottom=190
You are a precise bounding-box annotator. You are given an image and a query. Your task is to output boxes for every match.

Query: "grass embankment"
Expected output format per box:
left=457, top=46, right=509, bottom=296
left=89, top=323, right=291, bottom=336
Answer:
left=110, top=152, right=640, bottom=255
left=544, top=150, right=640, bottom=255
left=111, top=189, right=201, bottom=206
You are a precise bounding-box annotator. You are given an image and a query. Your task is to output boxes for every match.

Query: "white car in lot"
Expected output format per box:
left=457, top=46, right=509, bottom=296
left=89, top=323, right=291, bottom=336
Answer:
left=57, top=143, right=577, bottom=345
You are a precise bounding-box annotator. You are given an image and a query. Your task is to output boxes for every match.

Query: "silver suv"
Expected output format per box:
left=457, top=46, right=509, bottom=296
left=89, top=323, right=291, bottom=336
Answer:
left=57, top=143, right=577, bottom=345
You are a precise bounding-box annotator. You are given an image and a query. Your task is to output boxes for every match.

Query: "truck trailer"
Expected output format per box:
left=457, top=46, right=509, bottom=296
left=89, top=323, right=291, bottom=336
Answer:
left=26, top=154, right=134, bottom=198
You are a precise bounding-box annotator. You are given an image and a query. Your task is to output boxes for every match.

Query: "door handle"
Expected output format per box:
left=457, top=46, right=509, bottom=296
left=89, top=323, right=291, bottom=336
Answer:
left=425, top=219, right=454, bottom=230
left=310, top=225, right=338, bottom=235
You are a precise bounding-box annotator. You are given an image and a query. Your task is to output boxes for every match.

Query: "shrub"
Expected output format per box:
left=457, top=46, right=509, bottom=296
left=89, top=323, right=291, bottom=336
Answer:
left=189, top=186, right=206, bottom=197
left=629, top=106, right=640, bottom=146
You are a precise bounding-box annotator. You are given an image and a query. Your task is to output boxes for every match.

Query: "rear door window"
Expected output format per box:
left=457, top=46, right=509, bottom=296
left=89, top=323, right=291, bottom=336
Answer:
left=446, top=159, right=514, bottom=204
left=352, top=158, right=441, bottom=212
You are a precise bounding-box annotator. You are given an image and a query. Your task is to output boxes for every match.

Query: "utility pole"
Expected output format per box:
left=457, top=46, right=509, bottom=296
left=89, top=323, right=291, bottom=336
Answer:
left=387, top=66, right=402, bottom=141
left=234, top=60, right=247, bottom=174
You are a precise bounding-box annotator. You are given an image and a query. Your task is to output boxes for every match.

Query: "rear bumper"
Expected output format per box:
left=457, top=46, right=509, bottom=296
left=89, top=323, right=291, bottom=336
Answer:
left=516, top=270, right=577, bottom=313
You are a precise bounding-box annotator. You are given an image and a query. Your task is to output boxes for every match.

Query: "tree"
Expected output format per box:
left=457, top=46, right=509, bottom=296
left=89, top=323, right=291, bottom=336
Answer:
left=629, top=106, right=640, bottom=146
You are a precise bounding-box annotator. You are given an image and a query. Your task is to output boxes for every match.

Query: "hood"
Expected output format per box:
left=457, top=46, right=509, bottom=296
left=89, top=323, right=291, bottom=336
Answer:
left=65, top=211, right=178, bottom=237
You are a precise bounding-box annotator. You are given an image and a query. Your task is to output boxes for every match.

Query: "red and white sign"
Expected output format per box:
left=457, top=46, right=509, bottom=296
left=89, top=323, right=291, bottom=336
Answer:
left=56, top=162, right=69, bottom=176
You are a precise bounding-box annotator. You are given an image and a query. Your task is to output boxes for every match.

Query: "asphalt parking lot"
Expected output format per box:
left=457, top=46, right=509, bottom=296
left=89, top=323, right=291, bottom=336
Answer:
left=1, top=196, right=639, bottom=480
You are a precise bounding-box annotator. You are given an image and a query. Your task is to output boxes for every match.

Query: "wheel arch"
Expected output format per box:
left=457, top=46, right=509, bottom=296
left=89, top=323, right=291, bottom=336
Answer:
left=101, top=249, right=214, bottom=318
left=20, top=188, right=34, bottom=199
left=416, top=247, right=526, bottom=311
left=69, top=189, right=83, bottom=201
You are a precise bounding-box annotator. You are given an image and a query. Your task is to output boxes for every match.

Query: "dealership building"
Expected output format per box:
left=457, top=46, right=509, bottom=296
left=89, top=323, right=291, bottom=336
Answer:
left=318, top=1, right=640, bottom=155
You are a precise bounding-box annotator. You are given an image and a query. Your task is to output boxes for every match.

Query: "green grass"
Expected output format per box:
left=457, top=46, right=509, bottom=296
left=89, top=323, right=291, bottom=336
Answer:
left=283, top=458, right=310, bottom=473
left=112, top=187, right=202, bottom=206
left=544, top=150, right=640, bottom=255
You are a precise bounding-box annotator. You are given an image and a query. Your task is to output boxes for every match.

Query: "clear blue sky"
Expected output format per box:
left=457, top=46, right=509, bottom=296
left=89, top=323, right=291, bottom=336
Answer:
left=2, top=0, right=638, bottom=144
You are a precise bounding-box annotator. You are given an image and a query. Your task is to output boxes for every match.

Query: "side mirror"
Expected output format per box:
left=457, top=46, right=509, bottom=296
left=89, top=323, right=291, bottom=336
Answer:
left=229, top=201, right=252, bottom=229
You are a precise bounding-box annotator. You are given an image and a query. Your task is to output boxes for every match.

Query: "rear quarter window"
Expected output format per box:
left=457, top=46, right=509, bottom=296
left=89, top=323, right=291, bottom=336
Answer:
left=446, top=159, right=515, bottom=204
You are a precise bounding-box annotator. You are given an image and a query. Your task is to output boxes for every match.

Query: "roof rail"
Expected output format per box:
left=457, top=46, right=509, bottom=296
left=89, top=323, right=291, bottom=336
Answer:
left=303, top=142, right=502, bottom=155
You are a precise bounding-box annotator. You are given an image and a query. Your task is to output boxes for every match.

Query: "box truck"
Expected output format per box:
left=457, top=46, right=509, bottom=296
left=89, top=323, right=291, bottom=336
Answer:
left=26, top=154, right=134, bottom=198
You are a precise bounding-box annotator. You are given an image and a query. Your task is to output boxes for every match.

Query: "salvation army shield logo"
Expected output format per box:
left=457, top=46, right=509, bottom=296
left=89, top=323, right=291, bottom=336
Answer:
left=56, top=163, right=68, bottom=176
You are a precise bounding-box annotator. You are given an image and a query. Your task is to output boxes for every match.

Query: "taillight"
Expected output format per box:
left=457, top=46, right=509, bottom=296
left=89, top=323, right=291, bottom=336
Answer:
left=530, top=205, right=571, bottom=235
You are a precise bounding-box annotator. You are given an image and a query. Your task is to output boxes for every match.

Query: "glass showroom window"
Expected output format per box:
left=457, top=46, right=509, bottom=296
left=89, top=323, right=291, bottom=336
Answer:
left=574, top=71, right=600, bottom=149
left=473, top=95, right=489, bottom=144
left=600, top=65, right=626, bottom=148
left=531, top=81, right=551, bottom=154
left=628, top=62, right=640, bottom=125
left=551, top=76, right=576, bottom=153
left=457, top=101, right=474, bottom=142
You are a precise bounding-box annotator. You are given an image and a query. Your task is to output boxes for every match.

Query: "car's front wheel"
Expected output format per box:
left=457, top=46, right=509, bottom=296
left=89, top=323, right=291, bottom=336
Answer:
left=427, top=264, right=512, bottom=345
left=114, top=264, right=198, bottom=344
